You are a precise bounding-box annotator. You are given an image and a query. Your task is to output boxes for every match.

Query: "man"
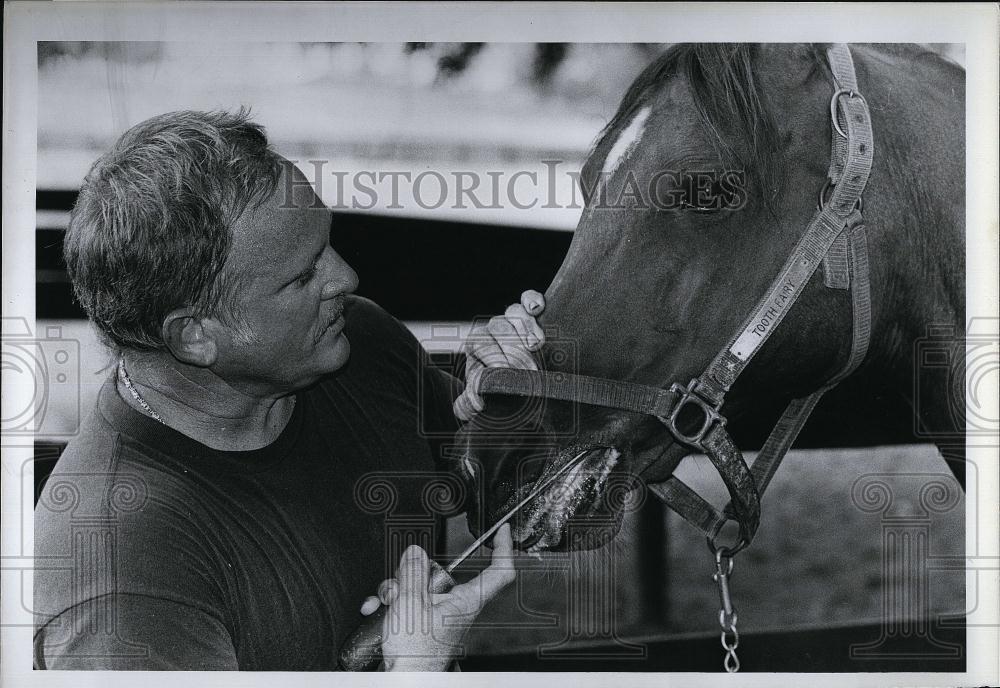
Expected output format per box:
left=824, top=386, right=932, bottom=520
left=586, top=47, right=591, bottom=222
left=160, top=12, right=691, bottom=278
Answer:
left=33, top=109, right=543, bottom=670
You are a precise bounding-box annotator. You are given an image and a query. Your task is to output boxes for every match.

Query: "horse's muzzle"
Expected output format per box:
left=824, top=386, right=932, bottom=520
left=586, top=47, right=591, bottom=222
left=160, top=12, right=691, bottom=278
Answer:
left=477, top=445, right=633, bottom=552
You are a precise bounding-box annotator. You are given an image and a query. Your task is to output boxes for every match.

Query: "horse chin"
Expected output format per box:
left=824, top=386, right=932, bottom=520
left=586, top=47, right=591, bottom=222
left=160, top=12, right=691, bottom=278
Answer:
left=500, top=446, right=628, bottom=553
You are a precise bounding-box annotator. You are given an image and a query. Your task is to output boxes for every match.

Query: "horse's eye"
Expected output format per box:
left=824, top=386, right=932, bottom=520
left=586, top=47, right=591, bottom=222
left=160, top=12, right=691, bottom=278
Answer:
left=679, top=175, right=726, bottom=213
left=681, top=193, right=722, bottom=213
left=686, top=179, right=740, bottom=213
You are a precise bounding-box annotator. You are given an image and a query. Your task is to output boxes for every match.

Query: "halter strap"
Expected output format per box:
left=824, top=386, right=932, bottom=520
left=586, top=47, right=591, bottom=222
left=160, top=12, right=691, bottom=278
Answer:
left=476, top=44, right=874, bottom=554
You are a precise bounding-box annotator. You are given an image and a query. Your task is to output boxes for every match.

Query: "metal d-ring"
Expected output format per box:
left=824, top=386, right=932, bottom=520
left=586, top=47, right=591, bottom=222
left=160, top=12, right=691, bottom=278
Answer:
left=830, top=88, right=868, bottom=138
left=666, top=379, right=725, bottom=450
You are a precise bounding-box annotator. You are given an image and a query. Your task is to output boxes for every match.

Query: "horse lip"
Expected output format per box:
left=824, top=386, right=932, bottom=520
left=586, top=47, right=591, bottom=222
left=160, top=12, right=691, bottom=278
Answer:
left=493, top=445, right=610, bottom=517
left=502, top=445, right=622, bottom=551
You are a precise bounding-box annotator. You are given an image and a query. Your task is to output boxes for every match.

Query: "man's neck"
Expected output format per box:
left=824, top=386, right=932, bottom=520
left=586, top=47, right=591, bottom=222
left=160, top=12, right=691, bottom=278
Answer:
left=116, top=351, right=296, bottom=452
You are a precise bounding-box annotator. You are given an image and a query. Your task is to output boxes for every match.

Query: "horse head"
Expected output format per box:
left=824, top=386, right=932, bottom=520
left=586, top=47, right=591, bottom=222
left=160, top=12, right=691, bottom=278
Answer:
left=458, top=44, right=964, bottom=553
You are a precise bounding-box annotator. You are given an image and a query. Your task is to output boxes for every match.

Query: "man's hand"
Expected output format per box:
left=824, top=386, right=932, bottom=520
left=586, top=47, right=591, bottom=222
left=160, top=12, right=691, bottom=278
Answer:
left=366, top=524, right=515, bottom=671
left=453, top=290, right=546, bottom=422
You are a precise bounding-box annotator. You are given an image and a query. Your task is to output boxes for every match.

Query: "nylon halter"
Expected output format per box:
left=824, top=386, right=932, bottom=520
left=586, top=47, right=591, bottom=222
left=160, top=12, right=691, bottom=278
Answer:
left=475, top=44, right=875, bottom=556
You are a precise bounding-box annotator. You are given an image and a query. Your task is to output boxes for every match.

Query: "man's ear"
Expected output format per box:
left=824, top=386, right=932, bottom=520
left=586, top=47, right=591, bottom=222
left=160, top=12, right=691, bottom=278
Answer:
left=161, top=308, right=218, bottom=367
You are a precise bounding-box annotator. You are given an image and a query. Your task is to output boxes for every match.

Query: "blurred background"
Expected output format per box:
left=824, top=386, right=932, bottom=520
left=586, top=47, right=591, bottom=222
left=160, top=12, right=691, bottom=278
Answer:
left=25, top=42, right=966, bottom=669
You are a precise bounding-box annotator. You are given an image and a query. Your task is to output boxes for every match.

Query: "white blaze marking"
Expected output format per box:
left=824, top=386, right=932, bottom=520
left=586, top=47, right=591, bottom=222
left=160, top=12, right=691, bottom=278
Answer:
left=599, top=106, right=652, bottom=188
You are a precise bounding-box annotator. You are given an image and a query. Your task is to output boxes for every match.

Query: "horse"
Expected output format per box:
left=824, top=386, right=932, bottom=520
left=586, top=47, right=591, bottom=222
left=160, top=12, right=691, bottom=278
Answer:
left=456, top=43, right=965, bottom=557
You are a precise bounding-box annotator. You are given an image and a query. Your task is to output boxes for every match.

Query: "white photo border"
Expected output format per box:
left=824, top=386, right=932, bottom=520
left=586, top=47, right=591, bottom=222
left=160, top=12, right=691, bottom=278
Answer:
left=3, top=2, right=997, bottom=687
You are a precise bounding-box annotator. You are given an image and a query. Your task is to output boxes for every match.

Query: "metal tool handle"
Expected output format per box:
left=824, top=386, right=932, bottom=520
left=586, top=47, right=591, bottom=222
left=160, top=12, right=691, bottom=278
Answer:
left=338, top=563, right=456, bottom=671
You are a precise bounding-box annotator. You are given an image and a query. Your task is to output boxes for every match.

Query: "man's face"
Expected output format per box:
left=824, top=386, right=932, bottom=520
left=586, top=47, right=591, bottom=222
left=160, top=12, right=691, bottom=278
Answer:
left=207, top=161, right=359, bottom=395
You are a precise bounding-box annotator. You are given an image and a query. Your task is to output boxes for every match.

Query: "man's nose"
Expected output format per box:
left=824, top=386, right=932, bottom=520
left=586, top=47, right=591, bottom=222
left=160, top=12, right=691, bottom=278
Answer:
left=321, top=250, right=359, bottom=300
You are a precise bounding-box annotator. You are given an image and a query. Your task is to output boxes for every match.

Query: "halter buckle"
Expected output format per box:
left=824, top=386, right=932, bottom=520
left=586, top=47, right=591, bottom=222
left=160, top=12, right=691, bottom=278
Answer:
left=664, top=378, right=726, bottom=450
left=830, top=87, right=868, bottom=139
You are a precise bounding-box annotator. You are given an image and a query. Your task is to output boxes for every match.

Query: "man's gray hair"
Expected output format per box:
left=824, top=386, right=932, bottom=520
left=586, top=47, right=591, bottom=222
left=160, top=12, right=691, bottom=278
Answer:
left=64, top=108, right=283, bottom=351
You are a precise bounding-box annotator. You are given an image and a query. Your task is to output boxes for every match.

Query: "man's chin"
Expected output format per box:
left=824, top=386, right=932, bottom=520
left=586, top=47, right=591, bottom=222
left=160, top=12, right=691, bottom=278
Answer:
left=320, top=332, right=351, bottom=372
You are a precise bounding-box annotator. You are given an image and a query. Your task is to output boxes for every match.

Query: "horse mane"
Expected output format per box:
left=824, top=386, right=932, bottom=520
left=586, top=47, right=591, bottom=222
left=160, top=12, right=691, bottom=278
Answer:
left=591, top=44, right=827, bottom=206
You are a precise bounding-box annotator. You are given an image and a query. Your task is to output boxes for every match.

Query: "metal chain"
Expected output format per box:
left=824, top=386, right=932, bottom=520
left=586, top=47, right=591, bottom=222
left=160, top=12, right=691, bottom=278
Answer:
left=118, top=355, right=166, bottom=424
left=117, top=354, right=295, bottom=428
left=712, top=547, right=741, bottom=673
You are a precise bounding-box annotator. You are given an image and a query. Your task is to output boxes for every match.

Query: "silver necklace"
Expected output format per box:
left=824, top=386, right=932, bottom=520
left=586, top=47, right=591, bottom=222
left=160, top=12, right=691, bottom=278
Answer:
left=117, top=354, right=165, bottom=424
left=116, top=355, right=296, bottom=429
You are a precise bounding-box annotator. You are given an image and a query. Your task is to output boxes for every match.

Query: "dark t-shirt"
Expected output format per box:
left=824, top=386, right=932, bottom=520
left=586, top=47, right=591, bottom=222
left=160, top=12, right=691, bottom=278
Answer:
left=33, top=297, right=462, bottom=670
